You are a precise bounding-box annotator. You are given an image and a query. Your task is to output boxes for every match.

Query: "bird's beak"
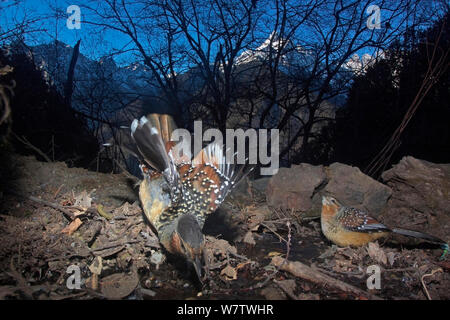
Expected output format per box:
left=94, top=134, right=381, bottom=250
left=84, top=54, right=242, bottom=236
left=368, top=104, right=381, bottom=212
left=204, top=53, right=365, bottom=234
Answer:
left=191, top=256, right=203, bottom=282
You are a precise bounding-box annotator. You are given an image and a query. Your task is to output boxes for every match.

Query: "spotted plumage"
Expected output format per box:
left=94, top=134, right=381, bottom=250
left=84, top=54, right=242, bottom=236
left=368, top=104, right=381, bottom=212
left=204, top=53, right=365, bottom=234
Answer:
left=131, top=113, right=254, bottom=280
left=321, top=196, right=448, bottom=248
left=334, top=207, right=391, bottom=233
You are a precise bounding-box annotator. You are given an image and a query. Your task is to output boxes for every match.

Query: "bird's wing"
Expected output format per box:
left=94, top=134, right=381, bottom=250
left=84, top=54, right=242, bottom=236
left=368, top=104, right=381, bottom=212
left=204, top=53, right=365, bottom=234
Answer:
left=175, top=142, right=254, bottom=227
left=338, top=207, right=391, bottom=233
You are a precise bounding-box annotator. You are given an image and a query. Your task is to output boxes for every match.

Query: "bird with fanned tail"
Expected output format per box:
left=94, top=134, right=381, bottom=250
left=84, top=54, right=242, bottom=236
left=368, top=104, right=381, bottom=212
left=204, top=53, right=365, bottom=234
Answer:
left=129, top=114, right=254, bottom=281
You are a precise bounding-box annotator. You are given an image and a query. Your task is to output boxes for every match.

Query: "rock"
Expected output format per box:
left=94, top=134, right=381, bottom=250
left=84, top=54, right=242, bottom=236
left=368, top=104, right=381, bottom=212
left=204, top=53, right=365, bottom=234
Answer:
left=260, top=285, right=287, bottom=300
left=228, top=177, right=252, bottom=204
left=251, top=177, right=270, bottom=195
left=381, top=156, right=450, bottom=240
left=266, top=163, right=326, bottom=212
left=266, top=162, right=391, bottom=218
left=324, top=163, right=392, bottom=216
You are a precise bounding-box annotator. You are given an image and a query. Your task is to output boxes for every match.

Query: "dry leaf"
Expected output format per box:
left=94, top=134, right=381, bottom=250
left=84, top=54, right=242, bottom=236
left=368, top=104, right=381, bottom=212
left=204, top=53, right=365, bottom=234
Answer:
left=61, top=218, right=82, bottom=235
left=297, top=293, right=320, bottom=300
left=100, top=272, right=139, bottom=299
left=246, top=205, right=271, bottom=230
left=367, top=242, right=387, bottom=265
left=220, top=265, right=237, bottom=281
left=114, top=202, right=141, bottom=216
left=89, top=256, right=103, bottom=275
left=243, top=231, right=256, bottom=245
left=268, top=251, right=282, bottom=258
left=97, top=204, right=112, bottom=220
left=386, top=252, right=397, bottom=266
left=236, top=261, right=252, bottom=270
left=205, top=236, right=237, bottom=259
left=74, top=190, right=92, bottom=210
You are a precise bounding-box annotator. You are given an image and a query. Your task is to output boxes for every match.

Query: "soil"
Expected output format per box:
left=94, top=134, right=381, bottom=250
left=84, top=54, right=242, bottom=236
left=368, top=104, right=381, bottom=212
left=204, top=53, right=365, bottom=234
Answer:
left=0, top=155, right=448, bottom=300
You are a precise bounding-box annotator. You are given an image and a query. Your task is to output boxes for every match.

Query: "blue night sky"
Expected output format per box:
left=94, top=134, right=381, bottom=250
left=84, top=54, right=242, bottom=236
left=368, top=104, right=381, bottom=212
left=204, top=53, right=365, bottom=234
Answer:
left=0, top=0, right=445, bottom=68
left=0, top=0, right=133, bottom=64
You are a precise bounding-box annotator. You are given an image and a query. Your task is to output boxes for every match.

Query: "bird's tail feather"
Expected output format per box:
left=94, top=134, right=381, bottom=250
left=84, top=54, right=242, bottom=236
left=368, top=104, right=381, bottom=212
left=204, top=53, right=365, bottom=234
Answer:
left=392, top=228, right=447, bottom=245
left=131, top=115, right=180, bottom=197
left=193, top=142, right=255, bottom=198
left=145, top=113, right=177, bottom=149
left=131, top=115, right=172, bottom=173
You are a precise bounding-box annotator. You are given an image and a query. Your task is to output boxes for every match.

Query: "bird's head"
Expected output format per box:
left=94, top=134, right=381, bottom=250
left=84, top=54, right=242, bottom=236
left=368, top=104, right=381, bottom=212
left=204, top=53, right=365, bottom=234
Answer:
left=321, top=196, right=341, bottom=217
left=171, top=214, right=205, bottom=281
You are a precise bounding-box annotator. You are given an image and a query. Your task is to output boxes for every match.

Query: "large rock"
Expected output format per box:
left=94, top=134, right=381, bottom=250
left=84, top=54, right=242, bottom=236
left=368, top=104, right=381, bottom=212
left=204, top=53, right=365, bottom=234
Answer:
left=266, top=162, right=392, bottom=218
left=324, top=163, right=392, bottom=216
left=266, top=163, right=327, bottom=212
left=381, top=156, right=450, bottom=240
left=251, top=177, right=271, bottom=195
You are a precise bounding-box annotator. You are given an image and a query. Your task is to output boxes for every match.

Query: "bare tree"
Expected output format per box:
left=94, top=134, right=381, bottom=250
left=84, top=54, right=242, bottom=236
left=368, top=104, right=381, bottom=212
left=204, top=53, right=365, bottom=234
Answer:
left=0, top=1, right=48, bottom=45
left=81, top=0, right=262, bottom=130
left=81, top=0, right=444, bottom=165
left=241, top=0, right=442, bottom=164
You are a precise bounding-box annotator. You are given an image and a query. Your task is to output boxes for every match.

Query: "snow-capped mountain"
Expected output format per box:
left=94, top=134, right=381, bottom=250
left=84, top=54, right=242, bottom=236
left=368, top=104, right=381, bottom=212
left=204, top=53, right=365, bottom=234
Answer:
left=236, top=31, right=288, bottom=65
left=12, top=35, right=382, bottom=125
left=235, top=31, right=315, bottom=73
left=343, top=51, right=385, bottom=75
left=237, top=31, right=382, bottom=79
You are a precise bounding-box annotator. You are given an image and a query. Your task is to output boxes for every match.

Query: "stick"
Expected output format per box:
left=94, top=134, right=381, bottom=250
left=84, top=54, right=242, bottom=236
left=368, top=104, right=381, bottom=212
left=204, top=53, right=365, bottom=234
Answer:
left=271, top=256, right=381, bottom=300
left=113, top=159, right=139, bottom=183
left=12, top=133, right=52, bottom=162
left=420, top=268, right=443, bottom=300
left=27, top=195, right=75, bottom=221
left=91, top=239, right=140, bottom=252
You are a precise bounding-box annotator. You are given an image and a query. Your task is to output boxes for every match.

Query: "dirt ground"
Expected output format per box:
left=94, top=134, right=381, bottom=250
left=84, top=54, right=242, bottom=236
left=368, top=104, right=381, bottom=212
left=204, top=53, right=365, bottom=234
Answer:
left=0, top=155, right=448, bottom=300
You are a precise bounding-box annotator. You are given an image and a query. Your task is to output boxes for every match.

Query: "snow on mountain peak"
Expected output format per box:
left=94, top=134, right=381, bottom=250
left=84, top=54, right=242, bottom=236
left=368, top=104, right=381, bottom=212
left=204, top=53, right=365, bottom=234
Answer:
left=236, top=31, right=290, bottom=65
left=343, top=51, right=385, bottom=75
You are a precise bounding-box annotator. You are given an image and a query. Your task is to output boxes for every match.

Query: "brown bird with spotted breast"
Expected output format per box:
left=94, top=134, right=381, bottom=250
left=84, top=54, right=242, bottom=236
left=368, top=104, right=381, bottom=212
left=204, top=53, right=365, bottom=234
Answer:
left=321, top=195, right=448, bottom=250
left=129, top=114, right=253, bottom=281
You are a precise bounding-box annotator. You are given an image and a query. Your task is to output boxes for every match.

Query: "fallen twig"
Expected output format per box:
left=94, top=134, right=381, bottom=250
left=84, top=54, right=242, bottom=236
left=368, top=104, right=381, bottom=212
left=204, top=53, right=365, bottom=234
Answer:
left=271, top=256, right=381, bottom=300
left=260, top=222, right=287, bottom=243
left=91, top=239, right=140, bottom=252
left=227, top=249, right=250, bottom=261
left=273, top=279, right=298, bottom=300
left=25, top=194, right=75, bottom=221
left=213, top=221, right=293, bottom=295
left=12, top=132, right=52, bottom=162
left=53, top=184, right=65, bottom=199
left=256, top=221, right=292, bottom=289
left=7, top=257, right=34, bottom=299
left=420, top=268, right=443, bottom=300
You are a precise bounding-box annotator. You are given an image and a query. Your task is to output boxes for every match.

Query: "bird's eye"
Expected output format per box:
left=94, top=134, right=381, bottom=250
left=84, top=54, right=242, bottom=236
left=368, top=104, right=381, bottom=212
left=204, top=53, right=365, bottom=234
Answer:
left=331, top=199, right=336, bottom=204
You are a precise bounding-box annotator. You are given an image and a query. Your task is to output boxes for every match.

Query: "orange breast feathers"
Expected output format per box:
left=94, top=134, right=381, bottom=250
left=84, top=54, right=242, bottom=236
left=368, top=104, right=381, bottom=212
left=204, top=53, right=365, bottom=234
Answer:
left=329, top=229, right=389, bottom=247
left=139, top=173, right=172, bottom=230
